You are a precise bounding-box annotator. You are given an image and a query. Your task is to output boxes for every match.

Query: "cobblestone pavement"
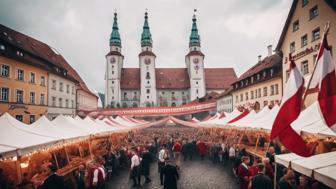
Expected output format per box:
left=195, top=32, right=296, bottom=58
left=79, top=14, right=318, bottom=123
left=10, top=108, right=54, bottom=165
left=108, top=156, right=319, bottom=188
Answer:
left=106, top=158, right=239, bottom=189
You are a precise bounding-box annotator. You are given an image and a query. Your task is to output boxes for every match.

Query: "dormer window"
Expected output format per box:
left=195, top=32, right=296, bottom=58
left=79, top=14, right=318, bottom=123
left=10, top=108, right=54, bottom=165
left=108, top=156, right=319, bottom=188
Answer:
left=0, top=44, right=5, bottom=50
left=16, top=51, right=23, bottom=56
left=270, top=69, right=274, bottom=76
left=251, top=76, right=254, bottom=83
left=263, top=71, right=266, bottom=78
left=257, top=74, right=260, bottom=80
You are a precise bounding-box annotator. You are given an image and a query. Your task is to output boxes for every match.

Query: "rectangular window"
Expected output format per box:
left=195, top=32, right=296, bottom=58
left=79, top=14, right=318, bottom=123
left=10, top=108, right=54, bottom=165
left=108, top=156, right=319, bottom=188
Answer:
left=236, top=95, right=238, bottom=102
left=16, top=90, right=24, bottom=103
left=52, top=80, right=56, bottom=90
left=40, top=94, right=45, bottom=105
left=0, top=87, right=9, bottom=102
left=146, top=89, right=150, bottom=94
left=29, top=92, right=35, bottom=104
left=1, top=65, right=10, bottom=77
left=255, top=89, right=258, bottom=99
left=41, top=76, right=46, bottom=86
left=301, top=60, right=309, bottom=75
left=72, top=86, right=75, bottom=94
left=275, top=84, right=279, bottom=95
left=245, top=92, right=248, bottom=100
left=59, top=98, right=63, bottom=107
left=270, top=85, right=274, bottom=96
left=290, top=42, right=295, bottom=53
left=301, top=34, right=308, bottom=47
left=263, top=87, right=267, bottom=97
left=17, top=69, right=24, bottom=81
left=240, top=94, right=243, bottom=101
left=52, top=97, right=56, bottom=107
left=309, top=6, right=318, bottom=20
left=65, top=99, right=69, bottom=108
left=302, top=0, right=308, bottom=6
left=29, top=115, right=35, bottom=124
left=15, top=115, right=23, bottom=122
left=293, top=20, right=299, bottom=32
left=30, top=72, right=35, bottom=83
left=251, top=91, right=254, bottom=99
left=71, top=100, right=74, bottom=108
left=66, top=84, right=70, bottom=94
left=59, top=82, right=63, bottom=92
left=312, top=28, right=320, bottom=41
left=258, top=89, right=261, bottom=98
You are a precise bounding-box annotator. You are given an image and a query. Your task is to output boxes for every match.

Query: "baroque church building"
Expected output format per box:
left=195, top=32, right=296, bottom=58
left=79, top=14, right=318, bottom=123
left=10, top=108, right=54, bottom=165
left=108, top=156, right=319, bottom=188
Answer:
left=105, top=12, right=237, bottom=108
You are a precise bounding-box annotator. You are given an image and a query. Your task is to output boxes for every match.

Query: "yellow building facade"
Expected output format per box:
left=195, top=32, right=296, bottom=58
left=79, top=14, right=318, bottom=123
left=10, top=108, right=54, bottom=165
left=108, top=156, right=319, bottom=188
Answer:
left=276, top=0, right=336, bottom=107
left=0, top=56, right=48, bottom=123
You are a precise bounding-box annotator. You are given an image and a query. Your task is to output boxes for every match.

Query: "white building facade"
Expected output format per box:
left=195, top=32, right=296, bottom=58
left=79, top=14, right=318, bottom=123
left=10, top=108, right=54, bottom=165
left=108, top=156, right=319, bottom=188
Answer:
left=104, top=12, right=237, bottom=108
left=47, top=73, right=77, bottom=119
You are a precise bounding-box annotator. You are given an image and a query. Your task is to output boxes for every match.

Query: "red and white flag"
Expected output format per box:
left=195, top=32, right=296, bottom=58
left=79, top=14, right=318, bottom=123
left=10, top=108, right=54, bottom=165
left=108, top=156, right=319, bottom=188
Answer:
left=308, top=34, right=336, bottom=130
left=271, top=56, right=312, bottom=157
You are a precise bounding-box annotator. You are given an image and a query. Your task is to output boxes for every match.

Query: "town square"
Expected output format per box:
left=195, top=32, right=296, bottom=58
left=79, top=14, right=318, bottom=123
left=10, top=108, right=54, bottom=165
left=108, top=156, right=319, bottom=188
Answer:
left=0, top=0, right=336, bottom=189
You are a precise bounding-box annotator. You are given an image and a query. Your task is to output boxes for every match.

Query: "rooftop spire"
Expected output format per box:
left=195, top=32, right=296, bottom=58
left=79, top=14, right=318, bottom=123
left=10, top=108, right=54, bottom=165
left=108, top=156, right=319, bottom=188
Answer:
left=110, top=11, right=121, bottom=47
left=189, top=9, right=200, bottom=47
left=141, top=11, right=153, bottom=47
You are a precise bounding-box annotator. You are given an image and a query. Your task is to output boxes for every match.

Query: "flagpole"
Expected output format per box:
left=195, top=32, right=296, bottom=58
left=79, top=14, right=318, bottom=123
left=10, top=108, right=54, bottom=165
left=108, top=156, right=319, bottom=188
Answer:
left=301, top=21, right=330, bottom=109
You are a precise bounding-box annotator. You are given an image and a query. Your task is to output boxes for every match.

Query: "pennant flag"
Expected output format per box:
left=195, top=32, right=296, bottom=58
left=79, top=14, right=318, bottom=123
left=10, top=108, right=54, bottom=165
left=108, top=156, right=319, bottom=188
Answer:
left=308, top=33, right=336, bottom=130
left=271, top=56, right=312, bottom=157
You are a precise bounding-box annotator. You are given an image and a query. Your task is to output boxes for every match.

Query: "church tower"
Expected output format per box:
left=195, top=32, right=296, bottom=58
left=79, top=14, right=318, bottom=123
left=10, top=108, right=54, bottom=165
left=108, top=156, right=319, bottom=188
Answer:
left=105, top=12, right=124, bottom=108
left=185, top=10, right=206, bottom=101
left=139, top=11, right=157, bottom=107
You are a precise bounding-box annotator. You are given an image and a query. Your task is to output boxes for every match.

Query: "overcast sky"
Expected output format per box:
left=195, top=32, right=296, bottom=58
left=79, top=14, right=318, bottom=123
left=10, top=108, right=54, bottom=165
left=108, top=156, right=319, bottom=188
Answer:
left=0, top=0, right=291, bottom=93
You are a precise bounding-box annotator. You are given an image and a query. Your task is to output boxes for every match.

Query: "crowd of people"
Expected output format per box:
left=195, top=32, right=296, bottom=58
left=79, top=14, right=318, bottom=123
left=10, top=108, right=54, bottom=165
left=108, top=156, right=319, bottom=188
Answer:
left=1, top=125, right=332, bottom=189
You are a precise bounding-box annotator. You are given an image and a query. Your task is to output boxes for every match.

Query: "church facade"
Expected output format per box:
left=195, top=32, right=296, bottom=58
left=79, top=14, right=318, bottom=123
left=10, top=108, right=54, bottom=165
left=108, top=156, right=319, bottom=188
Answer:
left=105, top=12, right=237, bottom=108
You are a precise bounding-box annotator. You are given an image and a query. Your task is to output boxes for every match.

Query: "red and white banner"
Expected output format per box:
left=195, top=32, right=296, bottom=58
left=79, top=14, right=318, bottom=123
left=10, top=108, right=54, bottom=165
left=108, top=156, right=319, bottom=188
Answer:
left=308, top=34, right=336, bottom=131
left=271, top=56, right=312, bottom=157
left=87, top=101, right=216, bottom=117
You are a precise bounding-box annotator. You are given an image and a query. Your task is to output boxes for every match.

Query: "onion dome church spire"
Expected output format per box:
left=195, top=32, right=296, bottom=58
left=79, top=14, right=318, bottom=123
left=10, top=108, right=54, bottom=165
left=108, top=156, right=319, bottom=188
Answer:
left=141, top=11, right=153, bottom=47
left=110, top=12, right=121, bottom=47
left=189, top=9, right=200, bottom=47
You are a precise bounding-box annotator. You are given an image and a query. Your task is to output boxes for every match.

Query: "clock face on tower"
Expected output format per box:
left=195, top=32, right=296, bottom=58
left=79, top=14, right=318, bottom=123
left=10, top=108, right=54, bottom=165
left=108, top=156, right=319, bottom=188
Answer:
left=110, top=57, right=116, bottom=64
left=193, top=58, right=199, bottom=64
left=145, top=58, right=151, bottom=65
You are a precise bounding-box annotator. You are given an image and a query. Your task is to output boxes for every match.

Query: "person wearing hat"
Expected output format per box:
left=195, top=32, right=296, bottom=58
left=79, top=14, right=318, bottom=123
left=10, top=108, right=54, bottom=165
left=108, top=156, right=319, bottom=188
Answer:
left=160, top=158, right=179, bottom=189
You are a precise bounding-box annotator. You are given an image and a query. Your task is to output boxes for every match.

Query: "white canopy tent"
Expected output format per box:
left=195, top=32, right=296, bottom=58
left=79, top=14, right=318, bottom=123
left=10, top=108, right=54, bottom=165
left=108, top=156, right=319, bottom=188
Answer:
left=113, top=116, right=138, bottom=127
left=0, top=113, right=60, bottom=156
left=31, top=116, right=83, bottom=140
left=52, top=115, right=91, bottom=137
left=291, top=102, right=336, bottom=137
left=0, top=145, right=17, bottom=159
left=276, top=152, right=336, bottom=189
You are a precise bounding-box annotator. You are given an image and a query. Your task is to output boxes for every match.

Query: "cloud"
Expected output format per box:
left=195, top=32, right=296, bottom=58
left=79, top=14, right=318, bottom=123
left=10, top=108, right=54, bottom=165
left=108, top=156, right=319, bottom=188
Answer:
left=0, top=0, right=291, bottom=93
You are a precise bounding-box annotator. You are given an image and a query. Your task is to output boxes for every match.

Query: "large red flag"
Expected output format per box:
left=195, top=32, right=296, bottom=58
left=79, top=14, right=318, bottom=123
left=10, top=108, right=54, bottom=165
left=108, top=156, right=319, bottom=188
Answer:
left=308, top=34, right=336, bottom=131
left=271, top=56, right=312, bottom=157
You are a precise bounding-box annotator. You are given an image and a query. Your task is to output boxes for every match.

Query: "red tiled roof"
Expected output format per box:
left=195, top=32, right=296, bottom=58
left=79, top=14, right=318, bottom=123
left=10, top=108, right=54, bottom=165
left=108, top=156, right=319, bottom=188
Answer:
left=120, top=68, right=140, bottom=89
left=120, top=67, right=237, bottom=90
left=156, top=68, right=190, bottom=89
left=236, top=53, right=282, bottom=82
left=204, top=68, right=237, bottom=89
left=0, top=24, right=97, bottom=98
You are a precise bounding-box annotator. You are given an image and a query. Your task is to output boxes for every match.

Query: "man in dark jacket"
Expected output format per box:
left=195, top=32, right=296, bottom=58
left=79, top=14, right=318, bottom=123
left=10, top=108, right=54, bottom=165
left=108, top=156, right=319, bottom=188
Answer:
left=160, top=158, right=179, bottom=189
left=251, top=163, right=272, bottom=189
left=141, top=148, right=152, bottom=183
left=41, top=165, right=65, bottom=189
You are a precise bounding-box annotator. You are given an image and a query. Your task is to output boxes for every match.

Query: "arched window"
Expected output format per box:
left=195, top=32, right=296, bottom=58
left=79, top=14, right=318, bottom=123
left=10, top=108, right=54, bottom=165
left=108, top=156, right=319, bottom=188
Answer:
left=171, top=102, right=176, bottom=107
left=132, top=102, right=138, bottom=108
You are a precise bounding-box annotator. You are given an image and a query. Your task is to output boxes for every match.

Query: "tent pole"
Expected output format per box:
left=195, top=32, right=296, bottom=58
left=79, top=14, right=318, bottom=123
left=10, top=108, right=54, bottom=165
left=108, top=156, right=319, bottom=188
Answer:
left=16, top=156, right=23, bottom=183
left=64, top=146, right=71, bottom=165
left=52, top=151, right=59, bottom=169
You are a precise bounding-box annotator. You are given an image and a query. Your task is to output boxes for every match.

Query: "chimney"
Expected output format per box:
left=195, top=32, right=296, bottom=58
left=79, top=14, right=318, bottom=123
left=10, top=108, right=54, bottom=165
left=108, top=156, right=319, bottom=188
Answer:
left=258, top=55, right=262, bottom=62
left=267, top=45, right=273, bottom=56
